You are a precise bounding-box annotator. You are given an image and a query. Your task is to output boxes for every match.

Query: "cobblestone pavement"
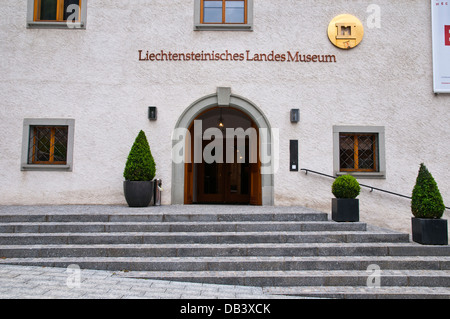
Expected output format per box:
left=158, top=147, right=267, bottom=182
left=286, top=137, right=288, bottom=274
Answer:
left=0, top=264, right=299, bottom=299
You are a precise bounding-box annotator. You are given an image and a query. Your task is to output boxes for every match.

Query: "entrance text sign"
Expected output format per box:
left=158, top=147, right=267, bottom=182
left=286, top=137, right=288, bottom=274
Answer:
left=138, top=50, right=336, bottom=63
left=432, top=1, right=450, bottom=93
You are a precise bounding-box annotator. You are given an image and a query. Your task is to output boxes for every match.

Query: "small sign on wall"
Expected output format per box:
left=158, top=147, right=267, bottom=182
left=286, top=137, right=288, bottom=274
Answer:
left=432, top=1, right=450, bottom=93
left=445, top=25, right=450, bottom=46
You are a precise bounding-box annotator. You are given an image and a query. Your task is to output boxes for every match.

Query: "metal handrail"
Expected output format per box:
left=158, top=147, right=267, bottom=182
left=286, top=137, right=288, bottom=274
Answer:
left=300, top=168, right=450, bottom=210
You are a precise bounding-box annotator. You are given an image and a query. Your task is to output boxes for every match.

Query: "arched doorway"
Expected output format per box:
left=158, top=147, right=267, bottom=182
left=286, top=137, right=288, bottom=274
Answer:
left=171, top=88, right=274, bottom=206
left=186, top=107, right=259, bottom=205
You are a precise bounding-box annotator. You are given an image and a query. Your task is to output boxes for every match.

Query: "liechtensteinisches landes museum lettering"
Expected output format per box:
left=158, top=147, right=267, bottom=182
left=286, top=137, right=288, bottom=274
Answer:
left=138, top=49, right=336, bottom=63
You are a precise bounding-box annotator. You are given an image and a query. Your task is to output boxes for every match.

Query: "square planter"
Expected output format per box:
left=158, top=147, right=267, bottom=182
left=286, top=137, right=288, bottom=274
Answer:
left=332, top=198, right=359, bottom=222
left=412, top=217, right=448, bottom=245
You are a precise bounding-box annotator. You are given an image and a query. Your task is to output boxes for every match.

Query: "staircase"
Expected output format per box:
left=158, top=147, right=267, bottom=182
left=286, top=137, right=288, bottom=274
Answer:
left=0, top=205, right=449, bottom=299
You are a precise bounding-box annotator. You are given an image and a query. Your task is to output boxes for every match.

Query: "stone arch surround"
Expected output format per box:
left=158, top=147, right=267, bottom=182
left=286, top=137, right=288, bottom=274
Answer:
left=171, top=87, right=274, bottom=206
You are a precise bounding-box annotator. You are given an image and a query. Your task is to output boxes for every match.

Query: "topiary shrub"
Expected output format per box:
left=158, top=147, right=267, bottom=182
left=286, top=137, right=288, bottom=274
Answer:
left=123, top=130, right=156, bottom=181
left=411, top=163, right=445, bottom=219
left=332, top=175, right=361, bottom=199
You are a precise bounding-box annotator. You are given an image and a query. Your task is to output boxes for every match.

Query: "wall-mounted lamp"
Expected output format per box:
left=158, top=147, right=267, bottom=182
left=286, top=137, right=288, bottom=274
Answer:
left=290, top=109, right=300, bottom=123
left=148, top=107, right=157, bottom=121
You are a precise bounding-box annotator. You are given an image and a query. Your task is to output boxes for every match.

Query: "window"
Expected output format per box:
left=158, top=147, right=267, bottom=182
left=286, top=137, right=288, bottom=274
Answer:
left=27, top=0, right=87, bottom=29
left=339, top=133, right=377, bottom=172
left=333, top=126, right=386, bottom=178
left=21, top=119, right=75, bottom=171
left=194, top=0, right=253, bottom=31
left=203, top=0, right=246, bottom=24
left=29, top=126, right=68, bottom=165
left=34, top=0, right=80, bottom=22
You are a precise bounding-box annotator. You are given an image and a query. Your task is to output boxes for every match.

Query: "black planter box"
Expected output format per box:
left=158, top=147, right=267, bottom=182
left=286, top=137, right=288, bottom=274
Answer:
left=332, top=198, right=359, bottom=222
left=412, top=217, right=448, bottom=245
left=124, top=180, right=154, bottom=207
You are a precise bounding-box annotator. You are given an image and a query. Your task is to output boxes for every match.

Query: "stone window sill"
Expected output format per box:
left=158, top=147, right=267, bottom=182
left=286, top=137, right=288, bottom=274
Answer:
left=194, top=24, right=252, bottom=31
left=27, top=21, right=85, bottom=29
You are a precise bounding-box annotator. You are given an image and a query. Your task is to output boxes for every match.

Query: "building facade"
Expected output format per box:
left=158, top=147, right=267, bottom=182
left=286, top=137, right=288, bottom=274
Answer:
left=1, top=0, right=449, bottom=235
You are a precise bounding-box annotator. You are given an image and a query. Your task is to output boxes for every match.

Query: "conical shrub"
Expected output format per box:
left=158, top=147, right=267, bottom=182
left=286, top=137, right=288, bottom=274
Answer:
left=411, top=163, right=445, bottom=219
left=123, top=130, right=156, bottom=181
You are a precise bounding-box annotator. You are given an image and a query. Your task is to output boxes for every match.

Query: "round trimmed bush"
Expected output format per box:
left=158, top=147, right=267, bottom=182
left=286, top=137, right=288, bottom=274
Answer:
left=123, top=130, right=156, bottom=181
left=332, top=175, right=361, bottom=199
left=411, top=163, right=445, bottom=219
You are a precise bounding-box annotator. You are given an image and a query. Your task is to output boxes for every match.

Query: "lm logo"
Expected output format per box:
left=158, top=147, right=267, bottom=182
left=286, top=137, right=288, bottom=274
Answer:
left=446, top=25, right=450, bottom=46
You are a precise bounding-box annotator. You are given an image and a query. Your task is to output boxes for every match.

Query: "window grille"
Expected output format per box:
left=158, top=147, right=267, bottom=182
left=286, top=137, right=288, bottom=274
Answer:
left=28, top=126, right=68, bottom=165
left=34, top=0, right=81, bottom=22
left=339, top=133, right=377, bottom=172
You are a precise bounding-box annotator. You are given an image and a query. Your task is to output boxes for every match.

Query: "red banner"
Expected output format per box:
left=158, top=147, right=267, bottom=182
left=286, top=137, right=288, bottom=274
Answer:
left=446, top=25, right=450, bottom=46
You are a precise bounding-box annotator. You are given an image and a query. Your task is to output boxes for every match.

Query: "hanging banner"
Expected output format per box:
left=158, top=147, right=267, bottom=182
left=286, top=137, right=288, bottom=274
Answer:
left=432, top=1, right=450, bottom=93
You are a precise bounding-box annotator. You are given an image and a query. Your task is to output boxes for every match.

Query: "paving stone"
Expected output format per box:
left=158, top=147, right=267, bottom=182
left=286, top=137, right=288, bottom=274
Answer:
left=0, top=264, right=289, bottom=299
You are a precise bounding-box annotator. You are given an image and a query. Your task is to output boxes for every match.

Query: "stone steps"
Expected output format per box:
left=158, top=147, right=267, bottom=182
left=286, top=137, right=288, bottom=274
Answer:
left=1, top=256, right=449, bottom=272
left=0, top=231, right=410, bottom=245
left=263, top=285, right=450, bottom=299
left=1, top=243, right=448, bottom=258
left=0, top=205, right=448, bottom=299
left=114, top=269, right=450, bottom=289
left=0, top=221, right=366, bottom=233
left=0, top=210, right=328, bottom=223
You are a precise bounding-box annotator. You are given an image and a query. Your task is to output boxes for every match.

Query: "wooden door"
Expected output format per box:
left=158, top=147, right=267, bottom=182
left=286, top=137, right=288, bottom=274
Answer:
left=197, top=138, right=251, bottom=204
left=184, top=109, right=262, bottom=205
left=184, top=124, right=195, bottom=204
left=249, top=122, right=262, bottom=205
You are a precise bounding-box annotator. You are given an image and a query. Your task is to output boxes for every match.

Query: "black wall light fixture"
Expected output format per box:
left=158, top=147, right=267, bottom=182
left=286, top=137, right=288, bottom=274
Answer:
left=290, top=109, right=300, bottom=123
left=148, top=107, right=157, bottom=121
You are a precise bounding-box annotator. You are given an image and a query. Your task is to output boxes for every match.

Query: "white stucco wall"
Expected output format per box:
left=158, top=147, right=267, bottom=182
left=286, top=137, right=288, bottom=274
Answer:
left=0, top=0, right=449, bottom=235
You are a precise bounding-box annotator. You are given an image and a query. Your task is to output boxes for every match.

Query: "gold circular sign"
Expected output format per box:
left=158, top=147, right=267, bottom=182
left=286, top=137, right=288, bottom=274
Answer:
left=328, top=14, right=364, bottom=50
